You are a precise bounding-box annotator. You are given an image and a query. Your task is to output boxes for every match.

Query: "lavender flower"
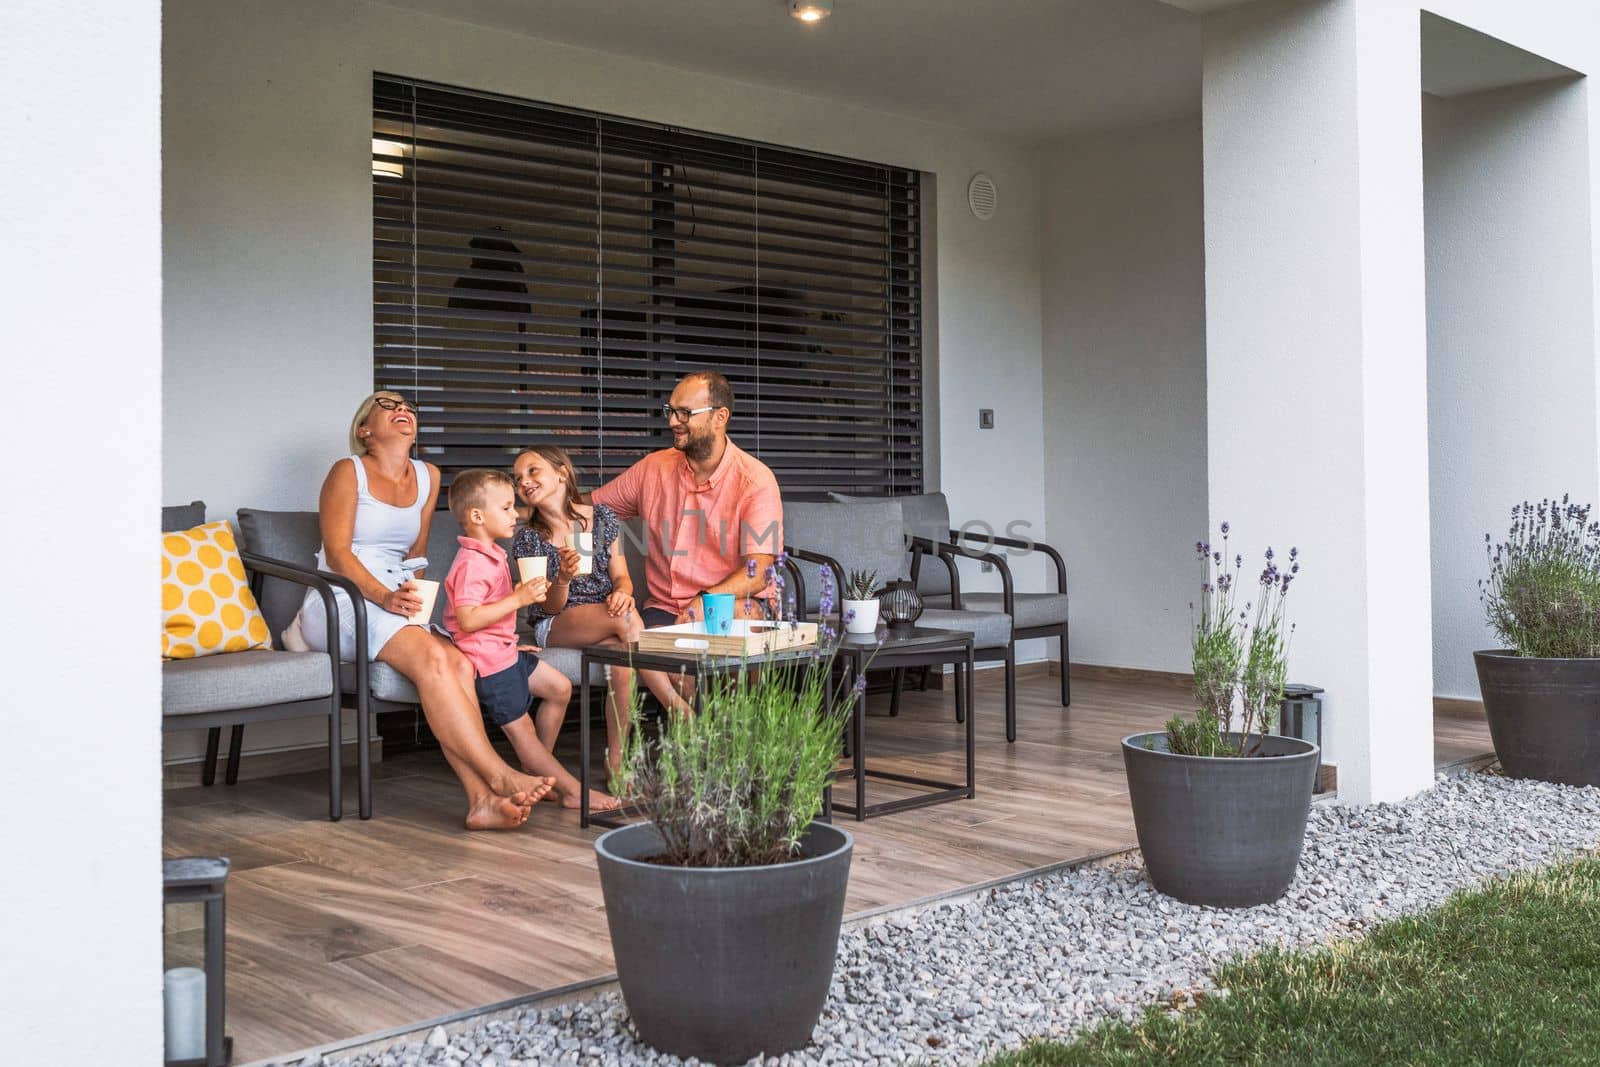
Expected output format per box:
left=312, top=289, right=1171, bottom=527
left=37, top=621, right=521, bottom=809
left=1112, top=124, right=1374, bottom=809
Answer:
left=844, top=607, right=857, bottom=625
left=853, top=674, right=868, bottom=696
left=747, top=558, right=758, bottom=579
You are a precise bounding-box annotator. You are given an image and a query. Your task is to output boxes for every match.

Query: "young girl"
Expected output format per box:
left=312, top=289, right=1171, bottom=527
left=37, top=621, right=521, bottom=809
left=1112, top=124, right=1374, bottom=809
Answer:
left=511, top=446, right=691, bottom=775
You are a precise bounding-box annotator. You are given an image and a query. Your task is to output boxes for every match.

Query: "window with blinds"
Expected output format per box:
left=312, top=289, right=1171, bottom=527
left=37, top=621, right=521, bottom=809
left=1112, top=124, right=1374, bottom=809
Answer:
left=373, top=75, right=924, bottom=497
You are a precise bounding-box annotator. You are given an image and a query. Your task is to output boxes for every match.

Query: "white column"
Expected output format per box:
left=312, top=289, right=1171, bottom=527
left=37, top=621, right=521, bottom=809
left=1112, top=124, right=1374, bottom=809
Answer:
left=1201, top=0, right=1434, bottom=803
left=0, top=1, right=163, bottom=1060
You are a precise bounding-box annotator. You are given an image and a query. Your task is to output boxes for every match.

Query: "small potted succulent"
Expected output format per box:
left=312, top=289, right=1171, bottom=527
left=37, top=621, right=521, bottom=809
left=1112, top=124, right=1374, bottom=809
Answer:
left=1121, top=523, right=1318, bottom=908
left=842, top=567, right=880, bottom=635
left=594, top=567, right=863, bottom=1064
left=1475, top=496, right=1600, bottom=787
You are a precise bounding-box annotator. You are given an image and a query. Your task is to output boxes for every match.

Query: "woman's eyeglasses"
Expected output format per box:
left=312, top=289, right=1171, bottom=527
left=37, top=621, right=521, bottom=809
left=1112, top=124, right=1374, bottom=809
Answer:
left=662, top=403, right=718, bottom=423
left=373, top=396, right=417, bottom=415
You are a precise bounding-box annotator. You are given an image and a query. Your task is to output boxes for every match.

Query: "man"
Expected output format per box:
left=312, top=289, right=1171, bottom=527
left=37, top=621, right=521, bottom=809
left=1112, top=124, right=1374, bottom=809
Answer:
left=592, top=370, right=782, bottom=628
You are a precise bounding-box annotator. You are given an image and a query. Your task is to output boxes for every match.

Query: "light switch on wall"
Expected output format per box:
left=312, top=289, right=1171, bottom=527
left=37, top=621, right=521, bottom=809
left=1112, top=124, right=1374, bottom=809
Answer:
left=978, top=408, right=994, bottom=429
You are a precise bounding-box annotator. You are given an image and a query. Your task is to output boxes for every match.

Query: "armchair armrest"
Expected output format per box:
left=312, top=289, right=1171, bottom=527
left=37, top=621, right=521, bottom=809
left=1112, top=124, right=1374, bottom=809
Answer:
left=778, top=554, right=808, bottom=621
left=914, top=535, right=1014, bottom=615
left=309, top=567, right=370, bottom=673
left=782, top=545, right=846, bottom=622
left=240, top=551, right=343, bottom=693
left=950, top=530, right=1068, bottom=594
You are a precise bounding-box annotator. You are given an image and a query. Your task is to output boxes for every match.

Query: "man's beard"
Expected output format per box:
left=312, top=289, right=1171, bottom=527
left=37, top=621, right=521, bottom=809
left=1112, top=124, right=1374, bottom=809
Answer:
left=676, top=427, right=716, bottom=462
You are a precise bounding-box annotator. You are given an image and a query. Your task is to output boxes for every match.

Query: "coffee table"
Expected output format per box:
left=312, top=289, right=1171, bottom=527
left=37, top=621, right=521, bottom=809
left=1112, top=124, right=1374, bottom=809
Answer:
left=831, top=626, right=976, bottom=820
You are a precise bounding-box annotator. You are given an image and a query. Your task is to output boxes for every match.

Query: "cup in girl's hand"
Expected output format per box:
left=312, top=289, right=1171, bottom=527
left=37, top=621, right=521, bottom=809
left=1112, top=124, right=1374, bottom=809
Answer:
left=517, top=556, right=547, bottom=584
left=568, top=531, right=594, bottom=576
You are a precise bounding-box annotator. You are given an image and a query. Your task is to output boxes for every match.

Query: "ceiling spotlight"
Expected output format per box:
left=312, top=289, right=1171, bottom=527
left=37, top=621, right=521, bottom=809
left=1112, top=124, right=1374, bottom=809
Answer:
left=790, top=0, right=832, bottom=23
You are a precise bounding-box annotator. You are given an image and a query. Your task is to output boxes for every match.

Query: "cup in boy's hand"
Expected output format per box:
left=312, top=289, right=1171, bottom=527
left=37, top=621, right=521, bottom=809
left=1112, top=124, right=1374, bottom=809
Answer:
left=514, top=576, right=550, bottom=607
left=568, top=531, right=595, bottom=576
left=406, top=579, right=441, bottom=624
left=517, top=555, right=547, bottom=584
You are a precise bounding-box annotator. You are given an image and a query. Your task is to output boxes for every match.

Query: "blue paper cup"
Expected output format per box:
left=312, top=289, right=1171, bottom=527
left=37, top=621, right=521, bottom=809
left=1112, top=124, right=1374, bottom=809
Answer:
left=700, top=593, right=735, bottom=635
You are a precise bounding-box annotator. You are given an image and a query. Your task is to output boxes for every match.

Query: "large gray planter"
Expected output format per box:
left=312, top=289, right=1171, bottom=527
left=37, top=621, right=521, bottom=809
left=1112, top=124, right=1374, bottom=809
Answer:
left=594, top=820, right=853, bottom=1065
left=1474, top=650, right=1600, bottom=787
left=1122, top=732, right=1319, bottom=908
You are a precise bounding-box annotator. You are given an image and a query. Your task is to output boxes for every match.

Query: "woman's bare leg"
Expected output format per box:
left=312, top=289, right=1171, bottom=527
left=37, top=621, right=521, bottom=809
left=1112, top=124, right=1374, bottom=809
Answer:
left=377, top=627, right=554, bottom=828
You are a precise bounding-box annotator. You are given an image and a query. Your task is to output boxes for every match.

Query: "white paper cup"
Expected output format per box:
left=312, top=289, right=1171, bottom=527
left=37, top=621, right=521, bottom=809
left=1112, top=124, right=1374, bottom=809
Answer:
left=569, top=531, right=594, bottom=576
left=517, top=556, right=547, bottom=584
left=407, top=579, right=440, bottom=624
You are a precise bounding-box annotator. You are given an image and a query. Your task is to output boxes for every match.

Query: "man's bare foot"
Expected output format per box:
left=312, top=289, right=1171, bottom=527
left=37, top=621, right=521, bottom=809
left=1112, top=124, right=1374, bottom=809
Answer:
left=464, top=793, right=533, bottom=830
left=564, top=788, right=621, bottom=811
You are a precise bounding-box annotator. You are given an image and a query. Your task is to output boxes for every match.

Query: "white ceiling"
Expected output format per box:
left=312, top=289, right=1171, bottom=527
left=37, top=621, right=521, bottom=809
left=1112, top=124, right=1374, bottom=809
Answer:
left=1421, top=12, right=1579, bottom=97
left=375, top=0, right=1202, bottom=143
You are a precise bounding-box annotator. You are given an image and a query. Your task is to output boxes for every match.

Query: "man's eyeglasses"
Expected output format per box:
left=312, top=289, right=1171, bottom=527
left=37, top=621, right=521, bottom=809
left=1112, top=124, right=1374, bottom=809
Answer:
left=663, top=403, right=719, bottom=423
left=373, top=396, right=417, bottom=415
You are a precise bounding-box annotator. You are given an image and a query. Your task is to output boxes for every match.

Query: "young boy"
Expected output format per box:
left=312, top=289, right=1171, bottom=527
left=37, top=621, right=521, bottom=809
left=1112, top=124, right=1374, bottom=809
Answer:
left=443, top=469, right=617, bottom=811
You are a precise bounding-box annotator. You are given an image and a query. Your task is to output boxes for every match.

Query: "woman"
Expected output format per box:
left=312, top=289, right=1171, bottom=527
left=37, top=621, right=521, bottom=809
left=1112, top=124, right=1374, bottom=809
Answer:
left=295, top=391, right=556, bottom=830
left=511, top=446, right=691, bottom=775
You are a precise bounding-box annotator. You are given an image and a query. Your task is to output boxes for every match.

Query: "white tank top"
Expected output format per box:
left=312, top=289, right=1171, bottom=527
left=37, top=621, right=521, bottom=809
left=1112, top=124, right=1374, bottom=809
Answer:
left=315, top=455, right=431, bottom=589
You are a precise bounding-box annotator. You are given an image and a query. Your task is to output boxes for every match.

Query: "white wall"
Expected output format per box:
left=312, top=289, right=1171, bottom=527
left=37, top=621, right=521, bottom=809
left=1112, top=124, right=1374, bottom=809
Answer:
left=1201, top=0, right=1437, bottom=803
left=162, top=0, right=1046, bottom=758
left=1424, top=79, right=1598, bottom=698
left=1039, top=117, right=1208, bottom=674
left=1, top=0, right=163, bottom=1060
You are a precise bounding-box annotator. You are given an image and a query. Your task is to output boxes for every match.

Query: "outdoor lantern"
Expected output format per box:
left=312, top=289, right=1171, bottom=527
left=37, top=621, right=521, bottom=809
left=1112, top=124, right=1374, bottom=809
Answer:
left=1280, top=683, right=1325, bottom=794
left=877, top=579, right=924, bottom=633
left=163, top=856, right=232, bottom=1067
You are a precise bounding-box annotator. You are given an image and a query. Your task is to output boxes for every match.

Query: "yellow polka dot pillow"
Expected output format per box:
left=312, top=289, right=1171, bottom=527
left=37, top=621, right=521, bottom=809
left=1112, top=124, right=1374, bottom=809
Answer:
left=161, top=521, right=272, bottom=659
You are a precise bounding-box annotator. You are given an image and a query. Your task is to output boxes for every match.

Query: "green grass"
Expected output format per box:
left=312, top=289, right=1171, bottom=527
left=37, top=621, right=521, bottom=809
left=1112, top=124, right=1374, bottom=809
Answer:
left=988, top=856, right=1600, bottom=1067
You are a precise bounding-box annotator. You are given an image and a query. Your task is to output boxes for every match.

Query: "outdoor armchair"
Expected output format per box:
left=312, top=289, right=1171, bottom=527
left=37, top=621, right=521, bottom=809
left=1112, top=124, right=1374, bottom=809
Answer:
left=160, top=502, right=347, bottom=820
left=834, top=491, right=1071, bottom=716
left=783, top=497, right=1014, bottom=731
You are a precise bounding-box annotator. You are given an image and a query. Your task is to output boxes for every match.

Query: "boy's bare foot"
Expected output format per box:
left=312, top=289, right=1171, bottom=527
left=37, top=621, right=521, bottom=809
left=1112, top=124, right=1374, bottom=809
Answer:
left=494, top=770, right=557, bottom=804
left=564, top=788, right=621, bottom=811
left=464, top=793, right=533, bottom=830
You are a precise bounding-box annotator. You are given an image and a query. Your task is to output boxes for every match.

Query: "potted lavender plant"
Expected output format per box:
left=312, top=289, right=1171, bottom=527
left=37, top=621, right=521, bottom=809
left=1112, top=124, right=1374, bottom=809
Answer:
left=1475, top=496, right=1600, bottom=787
left=1120, top=523, right=1319, bottom=908
left=593, top=565, right=863, bottom=1064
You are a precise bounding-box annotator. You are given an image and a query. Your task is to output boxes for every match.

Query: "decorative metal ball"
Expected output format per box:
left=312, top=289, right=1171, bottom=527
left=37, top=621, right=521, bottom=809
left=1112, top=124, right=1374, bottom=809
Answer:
left=877, top=579, right=924, bottom=633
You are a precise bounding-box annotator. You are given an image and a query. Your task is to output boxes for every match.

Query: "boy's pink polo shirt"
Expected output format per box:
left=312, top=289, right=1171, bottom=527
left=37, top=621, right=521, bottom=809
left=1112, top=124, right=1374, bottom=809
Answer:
left=443, top=536, right=519, bottom=677
left=593, top=439, right=782, bottom=615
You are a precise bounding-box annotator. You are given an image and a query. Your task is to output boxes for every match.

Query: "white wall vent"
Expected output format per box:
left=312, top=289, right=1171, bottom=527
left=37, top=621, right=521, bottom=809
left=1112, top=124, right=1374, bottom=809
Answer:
left=967, top=172, right=997, bottom=221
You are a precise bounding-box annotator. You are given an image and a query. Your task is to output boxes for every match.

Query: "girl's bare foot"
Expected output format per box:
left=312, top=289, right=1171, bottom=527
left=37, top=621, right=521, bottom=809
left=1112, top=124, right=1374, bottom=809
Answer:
left=564, top=788, right=621, bottom=811
left=464, top=792, right=533, bottom=830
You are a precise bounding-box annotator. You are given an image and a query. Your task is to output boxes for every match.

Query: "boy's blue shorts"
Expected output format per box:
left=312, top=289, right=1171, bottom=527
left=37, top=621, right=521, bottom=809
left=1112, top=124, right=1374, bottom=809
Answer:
left=474, top=649, right=539, bottom=727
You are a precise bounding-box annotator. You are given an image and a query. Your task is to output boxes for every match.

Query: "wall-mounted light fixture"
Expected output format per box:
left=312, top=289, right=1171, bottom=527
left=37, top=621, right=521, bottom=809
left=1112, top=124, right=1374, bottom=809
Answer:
left=372, top=138, right=405, bottom=179
left=789, top=0, right=833, bottom=23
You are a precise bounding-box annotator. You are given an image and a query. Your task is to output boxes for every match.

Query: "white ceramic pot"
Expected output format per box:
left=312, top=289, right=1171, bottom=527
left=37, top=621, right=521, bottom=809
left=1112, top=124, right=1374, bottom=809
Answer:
left=843, top=598, right=879, bottom=634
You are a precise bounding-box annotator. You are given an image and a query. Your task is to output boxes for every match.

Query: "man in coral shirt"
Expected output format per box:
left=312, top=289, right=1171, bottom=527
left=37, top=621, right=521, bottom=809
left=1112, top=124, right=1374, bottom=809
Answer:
left=592, top=370, right=782, bottom=627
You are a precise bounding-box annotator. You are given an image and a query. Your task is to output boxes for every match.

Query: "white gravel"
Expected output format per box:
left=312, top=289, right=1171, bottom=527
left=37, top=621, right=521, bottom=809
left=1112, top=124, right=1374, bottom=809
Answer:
left=315, top=770, right=1600, bottom=1067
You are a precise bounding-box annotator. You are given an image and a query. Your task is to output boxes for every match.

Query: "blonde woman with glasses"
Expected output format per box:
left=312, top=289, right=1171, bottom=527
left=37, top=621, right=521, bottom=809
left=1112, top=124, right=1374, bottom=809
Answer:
left=293, top=391, right=556, bottom=830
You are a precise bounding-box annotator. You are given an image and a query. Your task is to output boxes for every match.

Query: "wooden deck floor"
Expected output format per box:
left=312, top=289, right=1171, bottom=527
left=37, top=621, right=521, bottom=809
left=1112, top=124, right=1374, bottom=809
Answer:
left=162, top=672, right=1493, bottom=1063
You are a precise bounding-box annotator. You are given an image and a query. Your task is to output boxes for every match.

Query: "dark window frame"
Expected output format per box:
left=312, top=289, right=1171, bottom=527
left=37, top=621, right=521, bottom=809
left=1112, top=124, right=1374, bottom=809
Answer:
left=372, top=74, right=924, bottom=498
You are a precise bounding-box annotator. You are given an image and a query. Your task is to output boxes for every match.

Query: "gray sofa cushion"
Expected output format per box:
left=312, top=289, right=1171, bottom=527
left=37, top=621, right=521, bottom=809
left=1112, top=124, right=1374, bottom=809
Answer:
left=782, top=498, right=910, bottom=611
left=162, top=500, right=206, bottom=533
left=236, top=509, right=324, bottom=639
left=538, top=645, right=611, bottom=688
left=916, top=607, right=1012, bottom=651
left=163, top=649, right=334, bottom=716
left=339, top=647, right=608, bottom=707
left=830, top=492, right=953, bottom=598
left=340, top=660, right=420, bottom=704
left=947, top=592, right=1069, bottom=631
